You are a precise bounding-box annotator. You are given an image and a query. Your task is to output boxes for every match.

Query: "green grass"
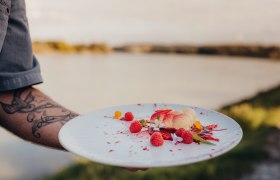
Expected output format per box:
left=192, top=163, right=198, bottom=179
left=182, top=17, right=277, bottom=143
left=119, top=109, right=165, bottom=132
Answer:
left=45, top=85, right=280, bottom=180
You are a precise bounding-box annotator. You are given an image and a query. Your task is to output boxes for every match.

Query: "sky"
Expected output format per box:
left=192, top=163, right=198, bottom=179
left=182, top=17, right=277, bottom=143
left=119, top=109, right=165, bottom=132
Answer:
left=25, top=0, right=280, bottom=45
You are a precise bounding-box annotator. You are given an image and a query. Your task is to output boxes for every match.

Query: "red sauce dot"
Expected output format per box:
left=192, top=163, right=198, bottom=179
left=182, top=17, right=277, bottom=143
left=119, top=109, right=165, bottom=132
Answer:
left=143, top=147, right=149, bottom=151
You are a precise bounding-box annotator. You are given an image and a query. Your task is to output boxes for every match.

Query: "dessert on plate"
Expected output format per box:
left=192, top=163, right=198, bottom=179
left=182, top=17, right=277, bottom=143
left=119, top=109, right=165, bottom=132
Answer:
left=114, top=108, right=223, bottom=147
left=150, top=109, right=197, bottom=130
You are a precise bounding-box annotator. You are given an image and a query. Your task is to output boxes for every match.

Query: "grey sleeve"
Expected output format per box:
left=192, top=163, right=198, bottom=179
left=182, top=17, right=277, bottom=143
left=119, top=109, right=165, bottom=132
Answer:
left=0, top=0, right=43, bottom=91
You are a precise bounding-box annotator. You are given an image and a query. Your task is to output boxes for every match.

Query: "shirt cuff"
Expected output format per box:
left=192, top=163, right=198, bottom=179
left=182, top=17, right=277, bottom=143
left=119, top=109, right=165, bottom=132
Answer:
left=0, top=72, right=43, bottom=91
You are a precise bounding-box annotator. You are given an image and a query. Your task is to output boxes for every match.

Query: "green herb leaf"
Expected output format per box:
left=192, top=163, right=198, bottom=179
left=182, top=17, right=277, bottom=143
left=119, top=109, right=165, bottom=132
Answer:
left=193, top=134, right=216, bottom=145
left=139, top=119, right=147, bottom=126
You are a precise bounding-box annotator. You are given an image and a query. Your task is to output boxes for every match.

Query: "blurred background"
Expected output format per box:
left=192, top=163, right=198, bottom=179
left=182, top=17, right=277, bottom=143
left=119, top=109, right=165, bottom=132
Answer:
left=0, top=0, right=280, bottom=179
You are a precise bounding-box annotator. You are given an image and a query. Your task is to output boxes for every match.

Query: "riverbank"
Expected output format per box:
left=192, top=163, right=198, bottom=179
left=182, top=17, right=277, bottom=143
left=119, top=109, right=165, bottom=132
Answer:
left=32, top=41, right=112, bottom=54
left=32, top=41, right=280, bottom=60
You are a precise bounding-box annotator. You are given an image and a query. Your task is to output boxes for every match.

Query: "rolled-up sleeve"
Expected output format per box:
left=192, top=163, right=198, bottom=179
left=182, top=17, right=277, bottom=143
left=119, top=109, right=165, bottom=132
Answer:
left=0, top=0, right=43, bottom=91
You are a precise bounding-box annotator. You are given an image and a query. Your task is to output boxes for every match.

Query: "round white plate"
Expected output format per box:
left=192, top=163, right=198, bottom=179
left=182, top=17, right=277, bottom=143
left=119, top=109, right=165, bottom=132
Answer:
left=59, top=103, right=243, bottom=168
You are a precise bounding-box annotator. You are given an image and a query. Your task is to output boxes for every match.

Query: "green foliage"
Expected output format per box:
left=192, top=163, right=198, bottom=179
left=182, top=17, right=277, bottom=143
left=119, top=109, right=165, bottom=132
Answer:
left=32, top=41, right=112, bottom=54
left=221, top=85, right=280, bottom=129
left=46, top=85, right=280, bottom=180
left=222, top=85, right=280, bottom=109
left=221, top=104, right=280, bottom=128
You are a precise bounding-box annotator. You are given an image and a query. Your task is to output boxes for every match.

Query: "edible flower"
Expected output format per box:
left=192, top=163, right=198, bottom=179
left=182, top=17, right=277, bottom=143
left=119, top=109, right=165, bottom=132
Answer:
left=171, top=133, right=183, bottom=145
left=114, top=111, right=122, bottom=119
left=150, top=119, right=165, bottom=131
left=194, top=120, right=203, bottom=130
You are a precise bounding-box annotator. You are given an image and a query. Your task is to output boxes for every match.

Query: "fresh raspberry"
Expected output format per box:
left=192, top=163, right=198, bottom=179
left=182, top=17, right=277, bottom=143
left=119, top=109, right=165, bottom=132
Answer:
left=160, top=131, right=172, bottom=140
left=150, top=132, right=164, bottom=146
left=124, top=112, right=134, bottom=121
left=181, top=131, right=193, bottom=144
left=175, top=128, right=186, bottom=137
left=129, top=121, right=142, bottom=133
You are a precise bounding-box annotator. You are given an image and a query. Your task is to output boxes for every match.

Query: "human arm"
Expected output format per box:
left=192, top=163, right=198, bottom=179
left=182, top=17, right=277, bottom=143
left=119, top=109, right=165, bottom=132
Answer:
left=0, top=86, right=79, bottom=150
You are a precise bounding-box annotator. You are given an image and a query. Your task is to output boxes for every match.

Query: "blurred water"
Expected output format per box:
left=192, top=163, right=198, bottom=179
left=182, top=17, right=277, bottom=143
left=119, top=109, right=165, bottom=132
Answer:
left=26, top=0, right=280, bottom=45
left=1, top=53, right=280, bottom=180
left=38, top=53, right=280, bottom=113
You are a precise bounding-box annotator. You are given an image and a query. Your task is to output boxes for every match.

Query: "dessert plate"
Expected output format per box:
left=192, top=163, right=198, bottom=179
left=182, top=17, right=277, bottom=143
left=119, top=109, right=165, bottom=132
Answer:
left=59, top=103, right=243, bottom=168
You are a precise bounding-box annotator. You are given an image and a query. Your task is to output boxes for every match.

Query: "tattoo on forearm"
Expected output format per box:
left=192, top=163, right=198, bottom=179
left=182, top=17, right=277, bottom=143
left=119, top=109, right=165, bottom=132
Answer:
left=0, top=89, right=78, bottom=138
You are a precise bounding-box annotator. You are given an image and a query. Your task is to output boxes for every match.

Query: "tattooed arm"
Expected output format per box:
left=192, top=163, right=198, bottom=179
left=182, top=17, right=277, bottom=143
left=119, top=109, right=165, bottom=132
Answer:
left=0, top=86, right=79, bottom=150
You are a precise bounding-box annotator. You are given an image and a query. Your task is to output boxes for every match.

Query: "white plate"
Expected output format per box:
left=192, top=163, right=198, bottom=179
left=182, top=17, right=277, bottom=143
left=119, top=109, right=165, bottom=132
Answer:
left=59, top=103, right=243, bottom=168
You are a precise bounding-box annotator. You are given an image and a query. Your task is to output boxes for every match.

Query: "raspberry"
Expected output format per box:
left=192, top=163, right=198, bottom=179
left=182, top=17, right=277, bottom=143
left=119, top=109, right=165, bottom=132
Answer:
left=160, top=131, right=172, bottom=140
left=124, top=112, right=134, bottom=121
left=150, top=132, right=164, bottom=146
left=129, top=121, right=142, bottom=133
left=181, top=131, right=193, bottom=144
left=175, top=128, right=186, bottom=137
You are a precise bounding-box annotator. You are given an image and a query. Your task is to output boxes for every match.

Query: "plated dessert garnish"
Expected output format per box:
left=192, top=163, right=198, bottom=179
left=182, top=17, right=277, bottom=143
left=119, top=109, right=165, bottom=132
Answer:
left=114, top=108, right=225, bottom=147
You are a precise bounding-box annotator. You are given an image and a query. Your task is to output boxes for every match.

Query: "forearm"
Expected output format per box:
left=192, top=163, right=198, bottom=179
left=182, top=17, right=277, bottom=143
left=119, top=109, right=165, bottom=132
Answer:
left=0, top=87, right=79, bottom=150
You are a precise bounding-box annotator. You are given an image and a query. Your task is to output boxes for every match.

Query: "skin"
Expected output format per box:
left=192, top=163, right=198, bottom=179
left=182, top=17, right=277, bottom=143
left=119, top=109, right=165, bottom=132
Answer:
left=0, top=86, right=146, bottom=171
left=0, top=86, right=78, bottom=150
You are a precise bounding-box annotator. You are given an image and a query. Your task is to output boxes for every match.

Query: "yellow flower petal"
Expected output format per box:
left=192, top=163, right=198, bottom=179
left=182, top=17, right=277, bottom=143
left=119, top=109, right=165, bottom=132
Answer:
left=114, top=111, right=122, bottom=119
left=195, top=120, right=203, bottom=130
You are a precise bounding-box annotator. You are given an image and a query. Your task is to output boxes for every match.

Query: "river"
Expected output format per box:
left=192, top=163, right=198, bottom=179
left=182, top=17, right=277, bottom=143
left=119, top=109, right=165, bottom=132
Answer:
left=1, top=53, right=280, bottom=180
